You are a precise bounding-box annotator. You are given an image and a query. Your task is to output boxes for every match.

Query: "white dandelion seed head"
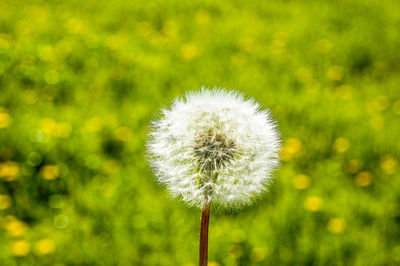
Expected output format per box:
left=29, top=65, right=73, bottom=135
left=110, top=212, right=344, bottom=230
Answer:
left=147, top=88, right=281, bottom=209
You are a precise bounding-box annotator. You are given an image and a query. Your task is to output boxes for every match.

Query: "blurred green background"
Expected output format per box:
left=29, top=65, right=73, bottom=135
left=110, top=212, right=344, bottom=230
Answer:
left=1, top=0, right=400, bottom=265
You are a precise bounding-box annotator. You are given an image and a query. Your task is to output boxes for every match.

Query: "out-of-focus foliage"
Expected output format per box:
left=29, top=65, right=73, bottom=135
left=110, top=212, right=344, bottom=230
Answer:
left=0, top=0, right=399, bottom=265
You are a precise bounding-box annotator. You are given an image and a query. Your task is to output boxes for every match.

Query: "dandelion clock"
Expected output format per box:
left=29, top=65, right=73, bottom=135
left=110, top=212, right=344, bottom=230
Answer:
left=147, top=88, right=281, bottom=265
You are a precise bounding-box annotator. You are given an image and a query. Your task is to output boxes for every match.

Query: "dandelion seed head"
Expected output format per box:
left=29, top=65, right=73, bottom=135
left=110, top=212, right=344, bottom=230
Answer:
left=147, top=88, right=281, bottom=209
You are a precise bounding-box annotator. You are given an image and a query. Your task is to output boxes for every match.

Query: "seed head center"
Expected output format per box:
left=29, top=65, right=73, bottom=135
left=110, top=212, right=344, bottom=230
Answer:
left=194, top=129, right=236, bottom=172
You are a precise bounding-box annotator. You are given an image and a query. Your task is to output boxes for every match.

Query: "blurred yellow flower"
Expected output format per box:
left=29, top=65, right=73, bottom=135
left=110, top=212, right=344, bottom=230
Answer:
left=393, top=100, right=400, bottom=115
left=66, top=18, right=89, bottom=35
left=0, top=194, right=12, bottom=210
left=40, top=118, right=72, bottom=138
left=347, top=159, right=363, bottom=174
left=327, top=66, right=343, bottom=81
left=380, top=155, right=398, bottom=175
left=3, top=216, right=27, bottom=237
left=195, top=9, right=211, bottom=25
left=11, top=240, right=30, bottom=257
left=229, top=244, right=244, bottom=259
left=250, top=247, right=268, bottom=262
left=180, top=43, right=200, bottom=61
left=334, top=85, right=352, bottom=100
left=305, top=82, right=320, bottom=96
left=0, top=110, right=11, bottom=128
left=0, top=161, right=19, bottom=181
left=41, top=118, right=57, bottom=135
left=162, top=20, right=178, bottom=38
left=370, top=115, right=384, bottom=130
left=208, top=262, right=220, bottom=266
left=371, top=96, right=389, bottom=112
left=115, top=126, right=131, bottom=142
left=279, top=138, right=303, bottom=161
left=304, top=196, right=323, bottom=212
left=41, top=165, right=60, bottom=180
left=292, top=174, right=311, bottom=190
left=333, top=137, right=350, bottom=153
left=355, top=171, right=372, bottom=187
left=327, top=218, right=346, bottom=233
left=34, top=238, right=56, bottom=255
left=85, top=117, right=103, bottom=132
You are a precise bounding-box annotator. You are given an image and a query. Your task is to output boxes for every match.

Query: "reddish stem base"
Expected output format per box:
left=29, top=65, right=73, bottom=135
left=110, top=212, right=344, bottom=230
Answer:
left=199, top=204, right=210, bottom=266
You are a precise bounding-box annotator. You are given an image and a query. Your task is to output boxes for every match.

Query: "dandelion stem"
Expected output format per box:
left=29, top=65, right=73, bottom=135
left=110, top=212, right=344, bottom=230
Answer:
left=199, top=203, right=210, bottom=266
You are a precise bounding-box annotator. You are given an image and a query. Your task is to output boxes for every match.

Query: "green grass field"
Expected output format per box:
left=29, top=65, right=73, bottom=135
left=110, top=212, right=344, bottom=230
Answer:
left=1, top=0, right=400, bottom=265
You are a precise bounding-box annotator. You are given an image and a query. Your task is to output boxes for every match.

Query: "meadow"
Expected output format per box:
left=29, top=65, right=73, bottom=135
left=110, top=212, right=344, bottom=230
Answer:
left=0, top=0, right=400, bottom=265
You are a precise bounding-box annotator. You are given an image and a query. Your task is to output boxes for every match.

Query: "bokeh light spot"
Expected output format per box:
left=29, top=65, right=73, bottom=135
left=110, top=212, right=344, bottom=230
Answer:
left=292, top=174, right=311, bottom=190
left=0, top=110, right=11, bottom=128
left=180, top=43, right=200, bottom=61
left=370, top=115, right=384, bottom=130
left=0, top=161, right=19, bottom=181
left=250, top=247, right=268, bottom=262
left=347, top=159, right=363, bottom=174
left=34, top=239, right=56, bottom=255
left=0, top=194, right=12, bottom=210
left=334, top=85, right=352, bottom=100
left=327, top=66, right=344, bottom=81
left=392, top=100, right=400, bottom=115
left=41, top=165, right=60, bottom=180
left=333, top=137, right=350, bottom=153
left=115, top=126, right=131, bottom=142
left=54, top=214, right=69, bottom=229
left=3, top=216, right=27, bottom=237
left=327, top=218, right=346, bottom=233
left=11, top=240, right=30, bottom=257
left=380, top=155, right=398, bottom=175
left=304, top=196, right=323, bottom=212
left=280, top=138, right=303, bottom=161
left=85, top=117, right=103, bottom=132
left=229, top=244, right=244, bottom=259
left=195, top=9, right=211, bottom=26
left=27, top=151, right=42, bottom=166
left=355, top=171, right=372, bottom=187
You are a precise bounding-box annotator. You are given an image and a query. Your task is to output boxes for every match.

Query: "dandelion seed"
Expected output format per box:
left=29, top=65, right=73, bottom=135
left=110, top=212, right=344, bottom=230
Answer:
left=147, top=88, right=280, bottom=209
left=147, top=88, right=281, bottom=266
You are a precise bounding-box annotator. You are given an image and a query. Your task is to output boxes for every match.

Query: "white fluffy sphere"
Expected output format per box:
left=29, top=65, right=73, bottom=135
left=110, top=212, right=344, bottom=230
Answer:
left=147, top=88, right=280, bottom=209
